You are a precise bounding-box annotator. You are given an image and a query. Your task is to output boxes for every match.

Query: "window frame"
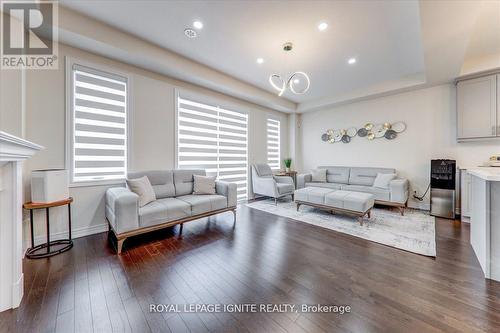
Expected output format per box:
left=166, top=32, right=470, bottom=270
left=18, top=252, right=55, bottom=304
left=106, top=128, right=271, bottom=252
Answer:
left=65, top=57, right=133, bottom=187
left=174, top=89, right=250, bottom=200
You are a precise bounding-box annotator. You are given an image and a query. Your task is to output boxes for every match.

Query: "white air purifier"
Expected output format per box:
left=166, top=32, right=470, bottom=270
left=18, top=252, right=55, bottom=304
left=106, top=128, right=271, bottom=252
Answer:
left=31, top=169, right=69, bottom=203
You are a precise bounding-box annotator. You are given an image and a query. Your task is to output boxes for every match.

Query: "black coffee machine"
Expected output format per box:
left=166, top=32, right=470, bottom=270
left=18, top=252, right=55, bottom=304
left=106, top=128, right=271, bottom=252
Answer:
left=430, top=159, right=456, bottom=219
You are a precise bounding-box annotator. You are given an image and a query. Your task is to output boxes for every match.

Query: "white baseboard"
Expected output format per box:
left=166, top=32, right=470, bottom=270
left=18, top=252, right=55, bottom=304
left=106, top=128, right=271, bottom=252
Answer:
left=12, top=273, right=23, bottom=309
left=23, top=222, right=108, bottom=253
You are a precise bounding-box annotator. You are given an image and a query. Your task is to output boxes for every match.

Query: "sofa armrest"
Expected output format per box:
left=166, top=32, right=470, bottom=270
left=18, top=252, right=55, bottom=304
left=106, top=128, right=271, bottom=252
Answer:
left=274, top=175, right=294, bottom=185
left=252, top=176, right=279, bottom=197
left=389, top=178, right=409, bottom=204
left=216, top=181, right=238, bottom=207
left=296, top=173, right=312, bottom=189
left=105, top=187, right=139, bottom=234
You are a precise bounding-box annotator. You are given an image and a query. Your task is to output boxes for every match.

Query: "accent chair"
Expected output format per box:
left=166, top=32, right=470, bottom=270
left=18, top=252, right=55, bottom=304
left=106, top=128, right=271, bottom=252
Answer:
left=251, top=164, right=294, bottom=204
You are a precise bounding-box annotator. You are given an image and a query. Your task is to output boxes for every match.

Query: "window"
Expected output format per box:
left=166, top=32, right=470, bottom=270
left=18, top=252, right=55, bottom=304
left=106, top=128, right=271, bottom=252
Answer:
left=177, top=96, right=248, bottom=200
left=267, top=117, right=280, bottom=170
left=68, top=62, right=128, bottom=184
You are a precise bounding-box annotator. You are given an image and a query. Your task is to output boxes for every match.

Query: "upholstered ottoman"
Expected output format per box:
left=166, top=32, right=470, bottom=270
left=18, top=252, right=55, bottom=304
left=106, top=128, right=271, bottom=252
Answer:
left=295, top=187, right=374, bottom=225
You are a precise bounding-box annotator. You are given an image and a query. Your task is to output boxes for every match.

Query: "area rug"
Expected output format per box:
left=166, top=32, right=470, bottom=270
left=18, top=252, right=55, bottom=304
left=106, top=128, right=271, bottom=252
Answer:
left=246, top=199, right=436, bottom=257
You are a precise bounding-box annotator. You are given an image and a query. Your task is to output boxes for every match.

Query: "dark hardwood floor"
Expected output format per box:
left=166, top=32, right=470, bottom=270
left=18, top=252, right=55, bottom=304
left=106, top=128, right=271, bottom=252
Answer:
left=1, top=204, right=500, bottom=333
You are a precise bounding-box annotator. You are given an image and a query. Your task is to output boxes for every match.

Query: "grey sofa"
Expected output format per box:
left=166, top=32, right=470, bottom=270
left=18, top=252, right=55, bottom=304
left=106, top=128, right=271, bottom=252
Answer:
left=251, top=164, right=295, bottom=204
left=297, top=166, right=409, bottom=215
left=106, top=169, right=237, bottom=253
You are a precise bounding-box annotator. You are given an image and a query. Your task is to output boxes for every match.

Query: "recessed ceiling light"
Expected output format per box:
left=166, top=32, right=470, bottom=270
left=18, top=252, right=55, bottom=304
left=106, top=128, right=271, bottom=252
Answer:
left=193, top=21, right=203, bottom=29
left=318, top=22, right=328, bottom=31
left=348, top=57, right=356, bottom=64
left=184, top=28, right=197, bottom=38
left=293, top=79, right=300, bottom=84
left=256, top=57, right=264, bottom=64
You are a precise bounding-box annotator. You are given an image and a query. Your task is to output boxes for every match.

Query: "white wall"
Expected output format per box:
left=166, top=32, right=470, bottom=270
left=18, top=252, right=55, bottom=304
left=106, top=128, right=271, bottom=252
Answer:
left=23, top=42, right=289, bottom=245
left=298, top=84, right=500, bottom=209
left=0, top=68, right=24, bottom=138
left=0, top=13, right=24, bottom=138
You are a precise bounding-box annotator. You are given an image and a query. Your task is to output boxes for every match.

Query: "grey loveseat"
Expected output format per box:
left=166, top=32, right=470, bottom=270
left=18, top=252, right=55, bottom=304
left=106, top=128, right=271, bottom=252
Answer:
left=297, top=166, right=409, bottom=215
left=106, top=169, right=237, bottom=253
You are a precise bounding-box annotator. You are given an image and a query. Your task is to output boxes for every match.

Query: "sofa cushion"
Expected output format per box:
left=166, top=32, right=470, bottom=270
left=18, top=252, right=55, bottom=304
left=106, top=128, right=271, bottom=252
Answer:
left=128, top=170, right=175, bottom=199
left=373, top=173, right=397, bottom=189
left=126, top=176, right=156, bottom=207
left=138, top=198, right=191, bottom=227
left=348, top=167, right=396, bottom=186
left=319, top=166, right=350, bottom=184
left=324, top=190, right=374, bottom=213
left=294, top=187, right=336, bottom=205
left=176, top=194, right=227, bottom=215
left=174, top=169, right=206, bottom=196
left=311, top=169, right=327, bottom=182
left=341, top=184, right=390, bottom=201
left=305, top=182, right=342, bottom=190
left=193, top=175, right=216, bottom=195
left=253, top=164, right=273, bottom=177
left=277, top=183, right=294, bottom=195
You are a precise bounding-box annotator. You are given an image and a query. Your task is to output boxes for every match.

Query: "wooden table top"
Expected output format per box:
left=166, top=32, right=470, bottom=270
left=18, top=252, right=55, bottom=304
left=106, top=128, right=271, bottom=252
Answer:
left=23, top=197, right=73, bottom=210
left=274, top=170, right=298, bottom=176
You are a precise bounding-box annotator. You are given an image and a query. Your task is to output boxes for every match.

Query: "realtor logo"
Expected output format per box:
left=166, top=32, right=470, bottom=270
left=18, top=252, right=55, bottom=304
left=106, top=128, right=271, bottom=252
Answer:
left=1, top=0, right=58, bottom=69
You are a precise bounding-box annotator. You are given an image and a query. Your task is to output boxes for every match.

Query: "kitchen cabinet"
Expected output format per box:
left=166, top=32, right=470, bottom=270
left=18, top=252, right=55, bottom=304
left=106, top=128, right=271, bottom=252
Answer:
left=468, top=168, right=500, bottom=282
left=457, top=74, right=498, bottom=141
left=460, top=169, right=472, bottom=219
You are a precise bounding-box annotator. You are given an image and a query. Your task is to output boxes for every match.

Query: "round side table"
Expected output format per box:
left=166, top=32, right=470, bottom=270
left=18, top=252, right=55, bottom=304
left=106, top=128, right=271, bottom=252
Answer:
left=23, top=197, right=74, bottom=259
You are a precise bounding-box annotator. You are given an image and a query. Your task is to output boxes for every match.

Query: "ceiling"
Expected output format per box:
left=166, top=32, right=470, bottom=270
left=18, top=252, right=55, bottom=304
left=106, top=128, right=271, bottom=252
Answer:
left=58, top=0, right=496, bottom=112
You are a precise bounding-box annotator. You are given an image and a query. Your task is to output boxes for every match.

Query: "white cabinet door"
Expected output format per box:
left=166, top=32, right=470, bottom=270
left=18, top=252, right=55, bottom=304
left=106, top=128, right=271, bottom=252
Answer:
left=457, top=75, right=497, bottom=140
left=461, top=170, right=472, bottom=218
left=498, top=74, right=500, bottom=135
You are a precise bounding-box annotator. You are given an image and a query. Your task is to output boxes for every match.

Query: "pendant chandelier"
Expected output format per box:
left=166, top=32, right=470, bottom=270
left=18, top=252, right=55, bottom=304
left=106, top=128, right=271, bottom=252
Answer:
left=269, top=42, right=310, bottom=96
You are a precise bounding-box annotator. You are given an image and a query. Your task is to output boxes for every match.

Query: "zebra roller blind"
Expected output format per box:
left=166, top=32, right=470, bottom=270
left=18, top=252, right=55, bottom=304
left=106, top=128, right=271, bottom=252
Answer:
left=70, top=64, right=128, bottom=183
left=267, top=117, right=281, bottom=170
left=177, top=97, right=248, bottom=200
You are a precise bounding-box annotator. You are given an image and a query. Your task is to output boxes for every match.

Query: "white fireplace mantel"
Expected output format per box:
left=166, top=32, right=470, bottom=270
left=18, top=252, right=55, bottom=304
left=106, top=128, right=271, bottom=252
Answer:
left=0, top=131, right=43, bottom=312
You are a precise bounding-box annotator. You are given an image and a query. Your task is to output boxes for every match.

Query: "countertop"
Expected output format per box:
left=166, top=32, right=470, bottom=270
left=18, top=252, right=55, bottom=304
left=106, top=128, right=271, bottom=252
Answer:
left=468, top=167, right=500, bottom=181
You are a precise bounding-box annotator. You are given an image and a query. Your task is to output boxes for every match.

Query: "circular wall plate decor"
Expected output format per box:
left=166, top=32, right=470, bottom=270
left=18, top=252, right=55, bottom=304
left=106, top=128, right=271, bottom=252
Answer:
left=384, top=129, right=397, bottom=140
left=341, top=135, right=351, bottom=143
left=347, top=127, right=357, bottom=137
left=333, top=130, right=342, bottom=142
left=357, top=128, right=368, bottom=137
left=373, top=124, right=386, bottom=138
left=392, top=122, right=406, bottom=133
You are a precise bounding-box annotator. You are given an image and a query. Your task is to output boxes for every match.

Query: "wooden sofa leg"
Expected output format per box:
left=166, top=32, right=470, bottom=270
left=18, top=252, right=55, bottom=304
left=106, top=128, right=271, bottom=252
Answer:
left=399, top=207, right=405, bottom=216
left=117, top=238, right=125, bottom=254
left=296, top=203, right=301, bottom=211
left=358, top=216, right=364, bottom=226
left=368, top=210, right=371, bottom=219
left=232, top=209, right=236, bottom=223
left=179, top=223, right=184, bottom=234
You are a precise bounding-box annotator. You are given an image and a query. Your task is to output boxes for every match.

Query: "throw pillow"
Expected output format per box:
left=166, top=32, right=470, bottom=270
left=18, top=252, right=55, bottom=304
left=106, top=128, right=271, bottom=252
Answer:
left=126, top=176, right=156, bottom=207
left=373, top=173, right=397, bottom=189
left=311, top=169, right=327, bottom=182
left=193, top=175, right=216, bottom=195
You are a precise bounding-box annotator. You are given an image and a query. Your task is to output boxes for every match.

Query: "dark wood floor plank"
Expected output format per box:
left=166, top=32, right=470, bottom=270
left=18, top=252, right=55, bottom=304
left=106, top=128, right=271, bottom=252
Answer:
left=55, top=309, right=74, bottom=333
left=73, top=276, right=92, bottom=333
left=3, top=205, right=500, bottom=333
